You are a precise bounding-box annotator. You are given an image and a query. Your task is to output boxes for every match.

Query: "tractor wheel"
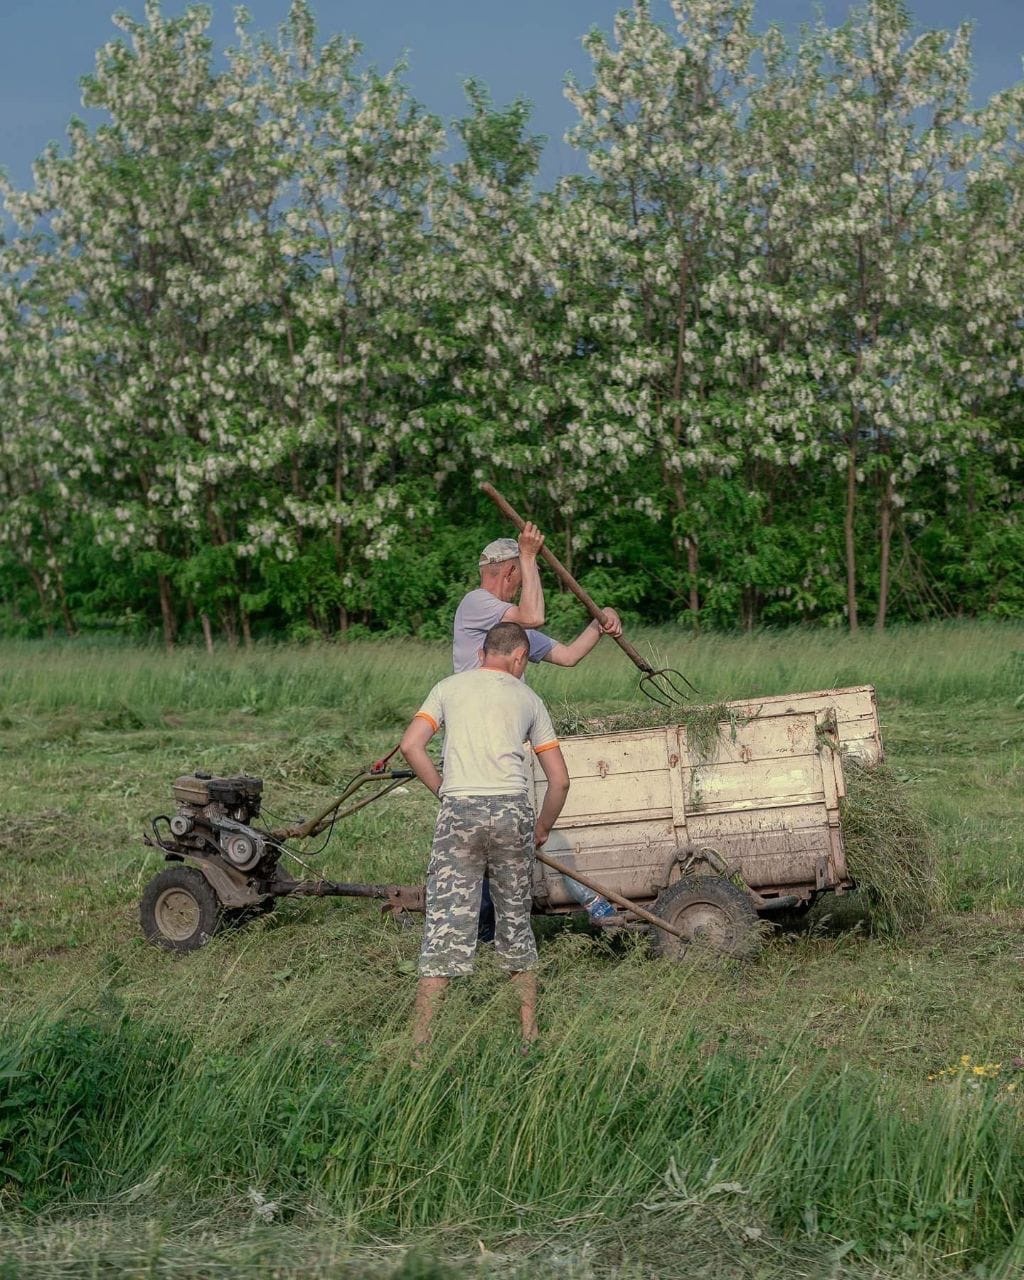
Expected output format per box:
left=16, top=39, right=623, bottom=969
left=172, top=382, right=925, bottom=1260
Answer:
left=650, top=875, right=761, bottom=960
left=140, top=865, right=225, bottom=953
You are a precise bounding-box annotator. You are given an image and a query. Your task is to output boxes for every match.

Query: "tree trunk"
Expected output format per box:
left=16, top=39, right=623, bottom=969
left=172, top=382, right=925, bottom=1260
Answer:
left=667, top=243, right=700, bottom=628
left=686, top=536, right=699, bottom=623
left=200, top=611, right=214, bottom=654
left=668, top=474, right=700, bottom=626
left=28, top=566, right=53, bottom=630
left=221, top=605, right=239, bottom=648
left=741, top=585, right=756, bottom=632
left=58, top=590, right=76, bottom=639
left=158, top=573, right=176, bottom=652
left=844, top=448, right=859, bottom=634
left=241, top=608, right=253, bottom=648
left=875, top=472, right=893, bottom=632
left=40, top=532, right=75, bottom=636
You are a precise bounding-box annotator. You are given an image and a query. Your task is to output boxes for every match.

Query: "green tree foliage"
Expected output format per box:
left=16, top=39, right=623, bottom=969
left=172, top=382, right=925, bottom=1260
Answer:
left=0, top=0, right=1021, bottom=641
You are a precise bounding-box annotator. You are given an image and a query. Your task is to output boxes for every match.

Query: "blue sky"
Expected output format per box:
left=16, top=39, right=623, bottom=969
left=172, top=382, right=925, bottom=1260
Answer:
left=1, top=0, right=1021, bottom=192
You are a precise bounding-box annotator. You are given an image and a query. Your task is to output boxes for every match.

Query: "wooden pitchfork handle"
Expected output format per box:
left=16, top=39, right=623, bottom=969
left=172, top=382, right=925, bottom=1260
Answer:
left=534, top=848, right=684, bottom=941
left=480, top=482, right=657, bottom=678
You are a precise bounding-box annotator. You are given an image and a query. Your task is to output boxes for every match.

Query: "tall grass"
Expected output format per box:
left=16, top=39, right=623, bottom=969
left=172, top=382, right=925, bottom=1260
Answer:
left=2, top=962, right=1024, bottom=1264
left=2, top=907, right=1023, bottom=1274
left=2, top=620, right=1021, bottom=720
left=3, top=953, right=1023, bottom=1273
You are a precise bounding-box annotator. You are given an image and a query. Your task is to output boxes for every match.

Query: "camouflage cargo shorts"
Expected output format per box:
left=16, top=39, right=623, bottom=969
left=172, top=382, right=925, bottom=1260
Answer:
left=418, top=794, right=537, bottom=978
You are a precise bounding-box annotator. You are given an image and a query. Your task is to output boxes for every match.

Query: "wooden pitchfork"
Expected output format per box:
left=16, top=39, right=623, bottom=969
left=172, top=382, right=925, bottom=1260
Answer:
left=481, top=483, right=698, bottom=707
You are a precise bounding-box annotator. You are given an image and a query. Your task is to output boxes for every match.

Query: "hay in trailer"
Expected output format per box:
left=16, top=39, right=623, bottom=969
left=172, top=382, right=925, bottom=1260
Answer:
left=551, top=701, right=677, bottom=738
left=840, top=758, right=939, bottom=935
left=551, top=700, right=740, bottom=761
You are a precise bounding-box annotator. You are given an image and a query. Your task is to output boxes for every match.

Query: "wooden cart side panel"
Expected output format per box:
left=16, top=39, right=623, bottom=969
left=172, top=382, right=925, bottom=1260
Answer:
left=728, top=685, right=882, bottom=766
left=556, top=782, right=673, bottom=826
left=535, top=729, right=676, bottom=827
left=681, top=802, right=835, bottom=839
left=538, top=737, right=826, bottom=826
left=824, top=751, right=850, bottom=886
left=555, top=732, right=677, bottom=777
left=551, top=686, right=882, bottom=769
left=683, top=755, right=824, bottom=814
left=704, top=712, right=820, bottom=761
left=538, top=810, right=838, bottom=904
left=558, top=714, right=822, bottom=768
left=667, top=725, right=688, bottom=844
left=685, top=805, right=836, bottom=894
left=828, top=823, right=849, bottom=887
left=536, top=713, right=829, bottom=822
left=813, top=726, right=851, bottom=887
left=728, top=684, right=875, bottom=712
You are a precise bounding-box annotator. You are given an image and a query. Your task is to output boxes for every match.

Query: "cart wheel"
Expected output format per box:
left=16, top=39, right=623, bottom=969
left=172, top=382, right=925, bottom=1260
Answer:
left=140, top=865, right=225, bottom=953
left=650, top=875, right=761, bottom=960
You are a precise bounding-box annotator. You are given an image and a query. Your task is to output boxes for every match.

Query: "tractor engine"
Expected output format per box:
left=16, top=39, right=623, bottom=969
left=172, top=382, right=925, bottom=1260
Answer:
left=166, top=772, right=270, bottom=873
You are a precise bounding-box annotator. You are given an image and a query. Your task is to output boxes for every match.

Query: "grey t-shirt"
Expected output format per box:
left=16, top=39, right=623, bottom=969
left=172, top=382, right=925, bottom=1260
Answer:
left=415, top=669, right=559, bottom=797
left=452, top=588, right=556, bottom=674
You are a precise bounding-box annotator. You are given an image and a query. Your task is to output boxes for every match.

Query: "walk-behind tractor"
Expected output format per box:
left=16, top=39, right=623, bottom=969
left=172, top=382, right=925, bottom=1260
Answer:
left=140, top=762, right=424, bottom=952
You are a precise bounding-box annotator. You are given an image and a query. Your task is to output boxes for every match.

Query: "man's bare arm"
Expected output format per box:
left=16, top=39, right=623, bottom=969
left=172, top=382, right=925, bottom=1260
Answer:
left=502, top=521, right=545, bottom=628
left=544, top=608, right=623, bottom=667
left=501, top=601, right=543, bottom=627
left=534, top=746, right=569, bottom=848
left=399, top=716, right=442, bottom=796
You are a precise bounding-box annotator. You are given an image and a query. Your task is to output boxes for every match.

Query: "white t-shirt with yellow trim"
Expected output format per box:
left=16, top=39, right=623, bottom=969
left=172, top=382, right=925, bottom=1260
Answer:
left=414, top=668, right=559, bottom=798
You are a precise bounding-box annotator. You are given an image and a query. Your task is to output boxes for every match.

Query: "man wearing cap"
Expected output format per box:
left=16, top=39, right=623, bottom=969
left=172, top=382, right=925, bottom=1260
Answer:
left=453, top=522, right=622, bottom=942
left=453, top=523, right=623, bottom=675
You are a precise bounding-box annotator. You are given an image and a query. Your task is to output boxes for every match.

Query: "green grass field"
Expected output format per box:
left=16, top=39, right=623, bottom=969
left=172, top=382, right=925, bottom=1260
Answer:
left=2, top=622, right=1024, bottom=1278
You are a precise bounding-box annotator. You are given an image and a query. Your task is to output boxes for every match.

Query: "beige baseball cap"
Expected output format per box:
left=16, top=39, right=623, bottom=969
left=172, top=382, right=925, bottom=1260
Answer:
left=479, top=537, right=520, bottom=566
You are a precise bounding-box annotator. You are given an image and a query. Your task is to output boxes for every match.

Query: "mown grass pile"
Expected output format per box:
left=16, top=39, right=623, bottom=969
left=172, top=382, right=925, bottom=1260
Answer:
left=841, top=760, right=941, bottom=934
left=550, top=699, right=737, bottom=759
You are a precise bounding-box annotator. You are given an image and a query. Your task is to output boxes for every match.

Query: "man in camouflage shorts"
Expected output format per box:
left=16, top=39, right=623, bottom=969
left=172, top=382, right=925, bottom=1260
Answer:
left=400, top=621, right=570, bottom=1052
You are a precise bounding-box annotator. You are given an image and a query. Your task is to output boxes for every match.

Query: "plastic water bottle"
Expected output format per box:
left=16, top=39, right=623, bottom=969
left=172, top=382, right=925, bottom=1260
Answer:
left=563, top=875, right=617, bottom=921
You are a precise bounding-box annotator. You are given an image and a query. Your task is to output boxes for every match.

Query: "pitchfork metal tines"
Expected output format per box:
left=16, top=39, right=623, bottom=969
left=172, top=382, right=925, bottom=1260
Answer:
left=638, top=661, right=700, bottom=708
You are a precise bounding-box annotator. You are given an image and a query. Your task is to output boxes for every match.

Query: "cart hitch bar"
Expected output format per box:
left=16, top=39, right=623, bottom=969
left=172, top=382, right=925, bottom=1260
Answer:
left=268, top=878, right=425, bottom=914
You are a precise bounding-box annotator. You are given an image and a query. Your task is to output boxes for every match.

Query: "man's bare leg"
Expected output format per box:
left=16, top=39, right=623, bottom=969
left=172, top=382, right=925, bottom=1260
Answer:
left=510, top=970, right=538, bottom=1046
left=412, top=976, right=449, bottom=1055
